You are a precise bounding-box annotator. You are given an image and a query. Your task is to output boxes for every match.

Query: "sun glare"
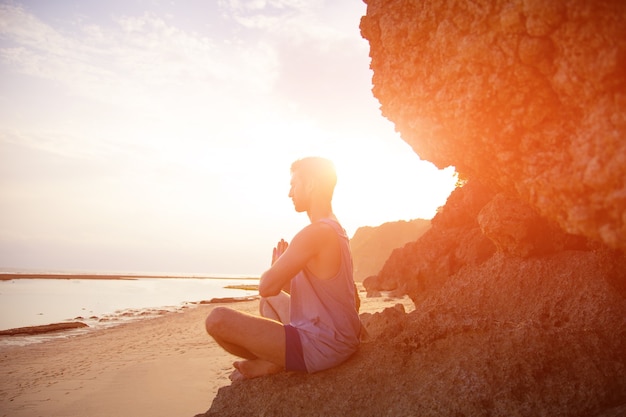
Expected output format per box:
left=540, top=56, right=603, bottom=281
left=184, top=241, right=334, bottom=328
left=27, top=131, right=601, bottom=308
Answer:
left=331, top=144, right=456, bottom=234
left=229, top=127, right=459, bottom=237
left=0, top=1, right=458, bottom=275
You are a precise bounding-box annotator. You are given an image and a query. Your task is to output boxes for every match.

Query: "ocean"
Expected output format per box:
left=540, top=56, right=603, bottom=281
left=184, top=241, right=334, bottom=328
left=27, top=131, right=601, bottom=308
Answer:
left=0, top=276, right=259, bottom=345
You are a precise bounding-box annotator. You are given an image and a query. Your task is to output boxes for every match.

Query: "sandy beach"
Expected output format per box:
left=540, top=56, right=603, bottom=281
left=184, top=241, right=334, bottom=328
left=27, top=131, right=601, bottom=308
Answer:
left=0, top=291, right=413, bottom=417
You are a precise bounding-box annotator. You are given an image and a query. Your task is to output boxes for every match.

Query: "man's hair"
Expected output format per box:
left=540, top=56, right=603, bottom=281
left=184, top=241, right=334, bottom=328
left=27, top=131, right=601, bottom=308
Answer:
left=290, top=157, right=337, bottom=199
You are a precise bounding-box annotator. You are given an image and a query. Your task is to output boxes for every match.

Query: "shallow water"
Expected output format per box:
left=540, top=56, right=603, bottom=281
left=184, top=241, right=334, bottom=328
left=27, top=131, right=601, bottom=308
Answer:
left=0, top=277, right=259, bottom=332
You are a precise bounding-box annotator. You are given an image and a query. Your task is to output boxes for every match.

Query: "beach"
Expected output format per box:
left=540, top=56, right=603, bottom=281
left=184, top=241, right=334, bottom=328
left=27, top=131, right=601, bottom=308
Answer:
left=0, top=290, right=413, bottom=417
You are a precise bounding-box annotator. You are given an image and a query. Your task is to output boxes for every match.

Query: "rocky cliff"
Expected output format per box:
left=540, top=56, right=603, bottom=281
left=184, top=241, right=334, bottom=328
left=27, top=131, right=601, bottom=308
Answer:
left=361, top=0, right=626, bottom=252
left=350, top=219, right=430, bottom=282
left=197, top=1, right=626, bottom=416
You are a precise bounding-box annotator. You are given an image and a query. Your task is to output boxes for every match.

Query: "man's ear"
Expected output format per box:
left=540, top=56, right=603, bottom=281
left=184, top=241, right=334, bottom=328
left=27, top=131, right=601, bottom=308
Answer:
left=305, top=178, right=317, bottom=194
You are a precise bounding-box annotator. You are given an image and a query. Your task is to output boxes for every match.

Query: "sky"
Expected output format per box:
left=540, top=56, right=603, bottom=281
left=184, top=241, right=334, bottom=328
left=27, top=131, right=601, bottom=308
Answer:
left=0, top=0, right=457, bottom=276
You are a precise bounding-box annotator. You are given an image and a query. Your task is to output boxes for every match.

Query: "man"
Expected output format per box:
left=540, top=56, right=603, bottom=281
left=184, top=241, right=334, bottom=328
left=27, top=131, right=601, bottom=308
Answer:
left=205, top=157, right=361, bottom=379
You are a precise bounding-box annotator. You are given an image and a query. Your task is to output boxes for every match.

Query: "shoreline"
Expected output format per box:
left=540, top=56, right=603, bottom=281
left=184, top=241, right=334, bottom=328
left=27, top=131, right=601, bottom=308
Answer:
left=0, top=295, right=259, bottom=338
left=0, top=273, right=259, bottom=281
left=0, top=277, right=261, bottom=334
left=0, top=290, right=414, bottom=417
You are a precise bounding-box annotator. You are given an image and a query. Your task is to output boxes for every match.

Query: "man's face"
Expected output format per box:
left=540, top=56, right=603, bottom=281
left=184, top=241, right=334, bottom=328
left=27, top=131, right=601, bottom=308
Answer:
left=289, top=173, right=310, bottom=213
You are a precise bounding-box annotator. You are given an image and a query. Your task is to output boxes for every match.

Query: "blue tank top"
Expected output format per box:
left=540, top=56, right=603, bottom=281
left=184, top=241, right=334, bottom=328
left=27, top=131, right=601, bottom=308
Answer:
left=289, top=218, right=361, bottom=373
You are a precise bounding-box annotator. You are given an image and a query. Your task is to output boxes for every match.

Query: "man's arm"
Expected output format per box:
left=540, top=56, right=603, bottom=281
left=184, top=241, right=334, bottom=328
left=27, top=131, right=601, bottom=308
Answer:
left=258, top=223, right=332, bottom=297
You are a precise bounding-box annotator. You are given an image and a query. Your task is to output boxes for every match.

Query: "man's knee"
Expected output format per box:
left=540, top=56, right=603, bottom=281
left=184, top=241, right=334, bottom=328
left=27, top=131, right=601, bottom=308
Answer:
left=205, top=306, right=231, bottom=336
left=258, top=297, right=268, bottom=316
left=259, top=292, right=290, bottom=323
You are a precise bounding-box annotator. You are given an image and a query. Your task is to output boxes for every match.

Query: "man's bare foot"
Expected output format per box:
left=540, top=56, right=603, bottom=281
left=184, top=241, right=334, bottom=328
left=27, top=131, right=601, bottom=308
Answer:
left=229, top=368, right=245, bottom=382
left=233, top=359, right=283, bottom=379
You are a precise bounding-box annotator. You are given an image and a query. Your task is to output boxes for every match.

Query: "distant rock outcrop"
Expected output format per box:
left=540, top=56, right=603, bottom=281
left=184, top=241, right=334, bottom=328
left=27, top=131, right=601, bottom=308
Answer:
left=364, top=180, right=497, bottom=301
left=350, top=219, right=430, bottom=282
left=0, top=321, right=88, bottom=336
left=197, top=1, right=626, bottom=416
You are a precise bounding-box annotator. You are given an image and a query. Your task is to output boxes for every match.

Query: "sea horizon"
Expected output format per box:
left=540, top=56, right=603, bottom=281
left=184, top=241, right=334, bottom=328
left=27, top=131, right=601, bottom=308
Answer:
left=0, top=266, right=260, bottom=280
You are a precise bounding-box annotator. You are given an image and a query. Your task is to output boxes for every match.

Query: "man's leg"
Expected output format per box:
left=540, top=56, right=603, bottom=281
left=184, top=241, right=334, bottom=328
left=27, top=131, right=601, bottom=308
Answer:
left=259, top=291, right=290, bottom=324
left=205, top=306, right=286, bottom=378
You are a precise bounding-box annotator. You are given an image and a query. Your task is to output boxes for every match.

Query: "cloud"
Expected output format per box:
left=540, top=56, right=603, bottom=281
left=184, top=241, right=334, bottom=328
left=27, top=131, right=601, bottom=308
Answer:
left=0, top=4, right=280, bottom=112
left=0, top=2, right=288, bottom=166
left=0, top=1, right=381, bottom=180
left=222, top=0, right=361, bottom=43
left=0, top=1, right=375, bottom=142
left=215, top=0, right=376, bottom=133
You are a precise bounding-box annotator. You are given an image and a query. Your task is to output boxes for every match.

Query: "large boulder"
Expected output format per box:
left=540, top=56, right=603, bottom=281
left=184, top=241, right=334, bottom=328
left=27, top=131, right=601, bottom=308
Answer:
left=366, top=180, right=590, bottom=303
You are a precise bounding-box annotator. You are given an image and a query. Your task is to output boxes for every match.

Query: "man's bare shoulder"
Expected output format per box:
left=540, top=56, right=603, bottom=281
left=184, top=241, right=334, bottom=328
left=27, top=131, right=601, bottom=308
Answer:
left=294, top=221, right=336, bottom=243
left=292, top=222, right=336, bottom=246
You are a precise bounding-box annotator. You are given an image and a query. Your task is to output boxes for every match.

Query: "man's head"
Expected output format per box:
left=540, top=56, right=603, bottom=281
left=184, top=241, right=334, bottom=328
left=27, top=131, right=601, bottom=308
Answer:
left=289, top=157, right=337, bottom=213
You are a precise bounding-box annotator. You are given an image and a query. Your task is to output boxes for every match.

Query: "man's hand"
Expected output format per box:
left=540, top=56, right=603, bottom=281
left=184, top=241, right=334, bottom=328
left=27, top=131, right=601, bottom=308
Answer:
left=260, top=223, right=333, bottom=297
left=272, top=239, right=288, bottom=265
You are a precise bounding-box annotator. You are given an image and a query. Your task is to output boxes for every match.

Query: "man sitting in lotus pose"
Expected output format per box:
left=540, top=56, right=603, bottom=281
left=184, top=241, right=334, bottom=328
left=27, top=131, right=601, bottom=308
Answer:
left=205, top=157, right=361, bottom=379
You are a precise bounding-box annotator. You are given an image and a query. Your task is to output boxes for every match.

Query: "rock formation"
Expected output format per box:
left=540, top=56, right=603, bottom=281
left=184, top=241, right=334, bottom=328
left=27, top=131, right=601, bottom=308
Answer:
left=197, top=1, right=626, bottom=416
left=0, top=321, right=88, bottom=336
left=364, top=180, right=497, bottom=301
left=361, top=0, right=626, bottom=252
left=350, top=219, right=430, bottom=282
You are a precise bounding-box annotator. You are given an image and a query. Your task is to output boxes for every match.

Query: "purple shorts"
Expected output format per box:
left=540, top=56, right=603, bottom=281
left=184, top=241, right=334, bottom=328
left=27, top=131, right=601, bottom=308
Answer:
left=284, top=324, right=307, bottom=372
